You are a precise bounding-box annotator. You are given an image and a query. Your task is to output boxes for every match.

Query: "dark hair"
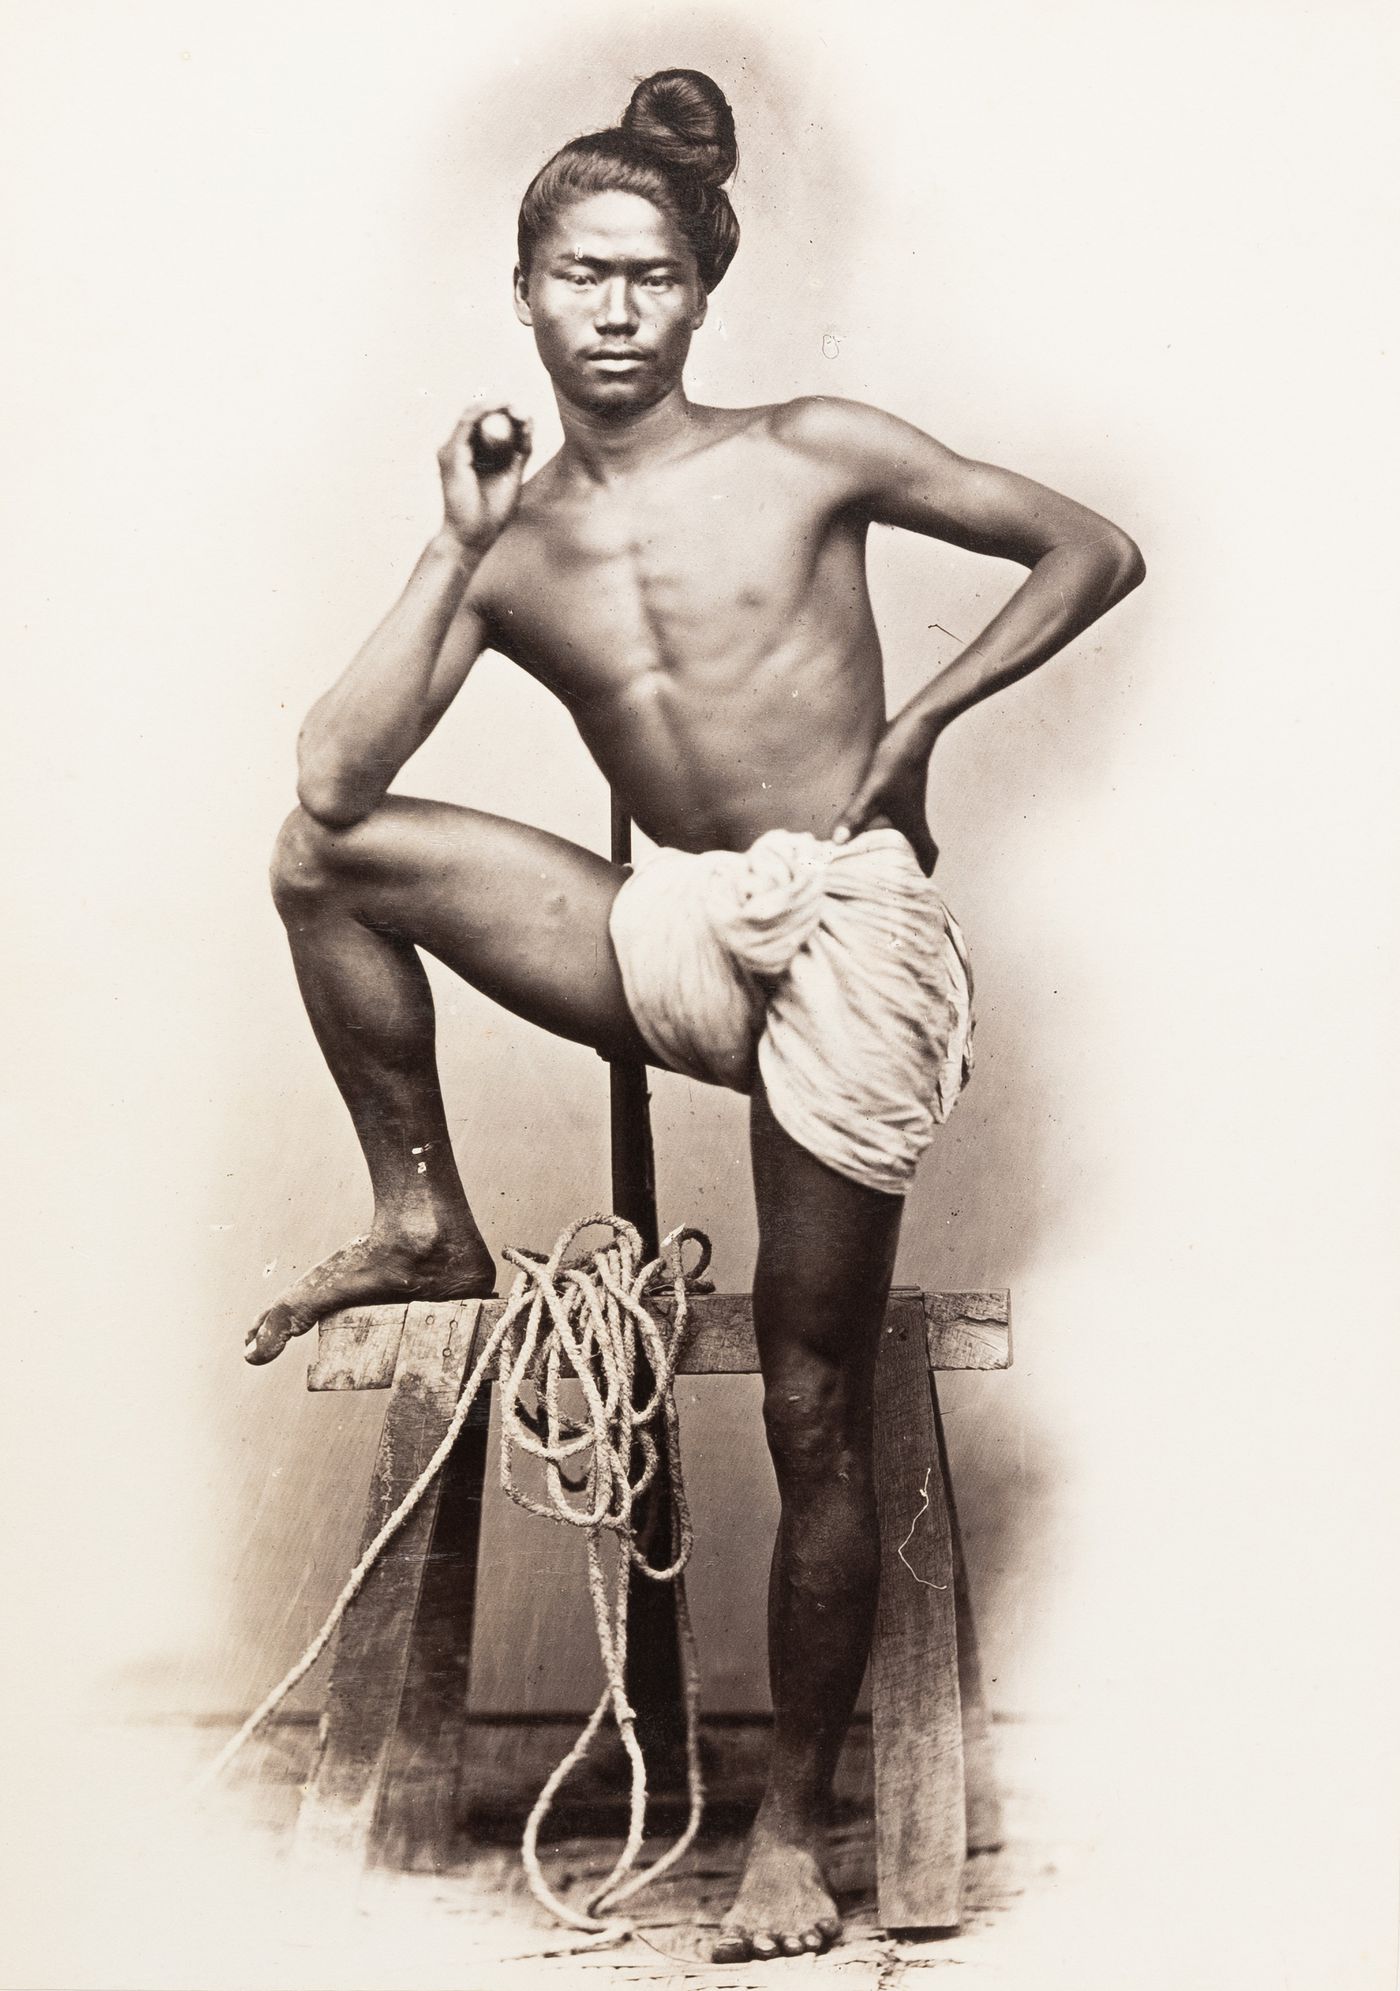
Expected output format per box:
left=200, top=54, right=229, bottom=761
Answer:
left=517, top=69, right=739, bottom=292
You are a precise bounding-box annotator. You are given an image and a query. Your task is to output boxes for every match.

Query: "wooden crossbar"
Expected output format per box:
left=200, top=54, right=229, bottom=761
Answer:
left=307, top=1289, right=1011, bottom=1393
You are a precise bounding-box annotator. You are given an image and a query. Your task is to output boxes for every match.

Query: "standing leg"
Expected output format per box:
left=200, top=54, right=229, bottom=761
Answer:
left=246, top=796, right=651, bottom=1363
left=712, top=1086, right=903, bottom=1963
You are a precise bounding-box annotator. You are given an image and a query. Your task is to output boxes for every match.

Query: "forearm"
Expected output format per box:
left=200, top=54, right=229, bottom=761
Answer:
left=897, top=530, right=1144, bottom=743
left=296, top=528, right=480, bottom=826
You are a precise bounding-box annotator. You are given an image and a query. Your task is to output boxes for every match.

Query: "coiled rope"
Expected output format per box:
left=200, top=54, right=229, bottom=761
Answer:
left=198, top=1215, right=711, bottom=1939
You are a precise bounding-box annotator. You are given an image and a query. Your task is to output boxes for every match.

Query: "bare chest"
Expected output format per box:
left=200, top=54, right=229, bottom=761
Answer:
left=479, top=455, right=850, bottom=701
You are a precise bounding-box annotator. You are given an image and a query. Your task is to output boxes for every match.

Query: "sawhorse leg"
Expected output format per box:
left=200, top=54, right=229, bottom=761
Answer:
left=942, top=1396, right=1004, bottom=1857
left=870, top=1293, right=1000, bottom=1930
left=295, top=1299, right=489, bottom=1871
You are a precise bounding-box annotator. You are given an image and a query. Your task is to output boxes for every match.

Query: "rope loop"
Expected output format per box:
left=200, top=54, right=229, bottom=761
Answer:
left=197, top=1214, right=711, bottom=1942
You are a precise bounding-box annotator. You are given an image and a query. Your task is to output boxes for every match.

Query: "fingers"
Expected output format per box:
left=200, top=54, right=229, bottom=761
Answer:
left=443, top=401, right=531, bottom=459
left=832, top=759, right=940, bottom=873
left=439, top=401, right=493, bottom=458
left=446, top=398, right=523, bottom=439
left=833, top=804, right=938, bottom=873
left=830, top=782, right=873, bottom=847
left=469, top=408, right=533, bottom=477
left=470, top=417, right=513, bottom=475
left=439, top=403, right=533, bottom=543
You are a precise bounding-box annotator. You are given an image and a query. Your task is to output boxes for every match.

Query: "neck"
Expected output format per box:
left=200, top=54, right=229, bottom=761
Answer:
left=555, top=384, right=701, bottom=484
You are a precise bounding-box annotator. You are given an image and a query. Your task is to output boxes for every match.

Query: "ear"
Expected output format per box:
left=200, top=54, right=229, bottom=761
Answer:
left=691, top=286, right=709, bottom=332
left=513, top=265, right=533, bottom=326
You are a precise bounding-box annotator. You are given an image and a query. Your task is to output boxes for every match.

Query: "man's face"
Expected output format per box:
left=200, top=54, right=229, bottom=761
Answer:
left=514, top=191, right=707, bottom=415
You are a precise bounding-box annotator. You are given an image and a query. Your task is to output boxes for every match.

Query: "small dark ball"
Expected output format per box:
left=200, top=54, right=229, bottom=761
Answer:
left=470, top=410, right=525, bottom=474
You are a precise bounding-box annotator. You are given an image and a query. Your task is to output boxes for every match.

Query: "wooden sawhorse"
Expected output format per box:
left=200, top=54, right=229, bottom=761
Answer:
left=294, top=1282, right=1010, bottom=1932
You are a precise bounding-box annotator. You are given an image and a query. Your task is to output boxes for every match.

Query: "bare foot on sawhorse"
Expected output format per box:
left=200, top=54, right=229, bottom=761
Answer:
left=244, top=1219, right=495, bottom=1365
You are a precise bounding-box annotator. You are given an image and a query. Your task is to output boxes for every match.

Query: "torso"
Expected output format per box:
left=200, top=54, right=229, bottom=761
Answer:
left=467, top=402, right=888, bottom=854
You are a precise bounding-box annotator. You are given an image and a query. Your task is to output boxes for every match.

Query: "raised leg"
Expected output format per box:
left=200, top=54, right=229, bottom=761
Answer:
left=711, top=1088, right=903, bottom=1963
left=246, top=797, right=651, bottom=1363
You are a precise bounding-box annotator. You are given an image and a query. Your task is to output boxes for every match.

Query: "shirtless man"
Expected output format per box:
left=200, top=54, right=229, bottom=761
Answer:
left=245, top=70, right=1143, bottom=1961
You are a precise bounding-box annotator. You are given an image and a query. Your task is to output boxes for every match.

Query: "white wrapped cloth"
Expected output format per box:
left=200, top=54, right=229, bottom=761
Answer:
left=608, top=826, right=974, bottom=1197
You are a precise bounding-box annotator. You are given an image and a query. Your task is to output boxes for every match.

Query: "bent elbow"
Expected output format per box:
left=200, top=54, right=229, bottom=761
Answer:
left=295, top=780, right=361, bottom=831
left=1107, top=528, right=1146, bottom=598
left=295, top=748, right=371, bottom=831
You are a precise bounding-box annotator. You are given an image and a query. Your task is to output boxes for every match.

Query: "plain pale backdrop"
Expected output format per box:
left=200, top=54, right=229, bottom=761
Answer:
left=4, top=2, right=1399, bottom=1985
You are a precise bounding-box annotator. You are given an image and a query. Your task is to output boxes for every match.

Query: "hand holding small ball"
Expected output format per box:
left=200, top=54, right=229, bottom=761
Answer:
left=470, top=409, right=529, bottom=475
left=438, top=403, right=532, bottom=551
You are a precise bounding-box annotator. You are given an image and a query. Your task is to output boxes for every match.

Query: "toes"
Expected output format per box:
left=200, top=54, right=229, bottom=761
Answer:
left=243, top=1316, right=278, bottom=1366
left=711, top=1917, right=836, bottom=1962
left=709, top=1930, right=752, bottom=1963
left=244, top=1309, right=297, bottom=1366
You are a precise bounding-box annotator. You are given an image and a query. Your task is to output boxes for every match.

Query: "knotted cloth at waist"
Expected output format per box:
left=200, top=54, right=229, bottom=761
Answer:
left=608, top=825, right=975, bottom=1197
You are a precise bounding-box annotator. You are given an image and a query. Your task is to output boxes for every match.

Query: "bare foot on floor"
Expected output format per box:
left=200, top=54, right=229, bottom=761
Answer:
left=244, top=1220, right=496, bottom=1365
left=710, top=1821, right=842, bottom=1962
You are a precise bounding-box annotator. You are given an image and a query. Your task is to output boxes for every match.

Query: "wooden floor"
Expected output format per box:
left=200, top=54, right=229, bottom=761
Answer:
left=10, top=1710, right=1081, bottom=1990
left=174, top=1712, right=1060, bottom=1990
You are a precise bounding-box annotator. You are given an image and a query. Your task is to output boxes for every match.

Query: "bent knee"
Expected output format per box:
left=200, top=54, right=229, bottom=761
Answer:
left=269, top=804, right=359, bottom=912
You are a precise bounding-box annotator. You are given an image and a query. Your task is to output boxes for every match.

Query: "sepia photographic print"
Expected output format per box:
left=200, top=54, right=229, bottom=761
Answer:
left=5, top=4, right=1398, bottom=1988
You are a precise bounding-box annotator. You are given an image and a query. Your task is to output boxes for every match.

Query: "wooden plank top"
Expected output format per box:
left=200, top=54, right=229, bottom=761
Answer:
left=308, top=1288, right=1010, bottom=1391
left=305, top=1305, right=408, bottom=1390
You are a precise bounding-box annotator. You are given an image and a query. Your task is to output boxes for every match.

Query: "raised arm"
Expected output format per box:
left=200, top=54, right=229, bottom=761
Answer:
left=295, top=404, right=532, bottom=829
left=781, top=398, right=1144, bottom=869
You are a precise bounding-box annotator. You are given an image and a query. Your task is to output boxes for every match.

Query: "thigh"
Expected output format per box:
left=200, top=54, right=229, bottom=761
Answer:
left=749, top=1084, right=904, bottom=1400
left=321, top=794, right=655, bottom=1063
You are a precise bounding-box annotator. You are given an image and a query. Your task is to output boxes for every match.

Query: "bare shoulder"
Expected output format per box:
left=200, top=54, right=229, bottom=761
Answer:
left=768, top=395, right=961, bottom=495
left=774, top=394, right=1144, bottom=568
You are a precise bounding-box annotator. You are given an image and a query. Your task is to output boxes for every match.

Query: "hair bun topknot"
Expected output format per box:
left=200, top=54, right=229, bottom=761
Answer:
left=517, top=67, right=741, bottom=290
left=620, top=69, right=737, bottom=189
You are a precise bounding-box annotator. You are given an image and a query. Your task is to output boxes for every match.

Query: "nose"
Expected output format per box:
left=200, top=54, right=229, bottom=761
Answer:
left=594, top=277, right=639, bottom=335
